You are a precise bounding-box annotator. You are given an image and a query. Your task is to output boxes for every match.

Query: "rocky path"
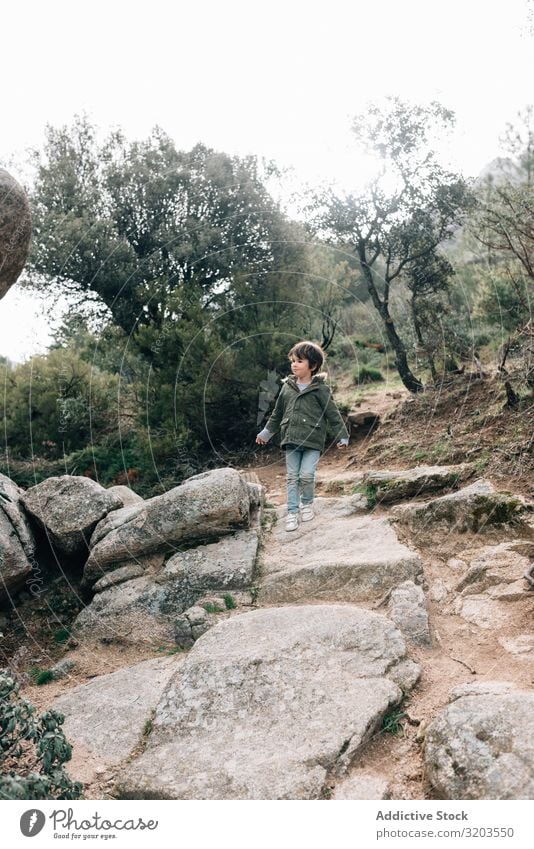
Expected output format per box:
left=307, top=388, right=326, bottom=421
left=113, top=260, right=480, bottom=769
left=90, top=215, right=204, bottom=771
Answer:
left=6, top=463, right=534, bottom=800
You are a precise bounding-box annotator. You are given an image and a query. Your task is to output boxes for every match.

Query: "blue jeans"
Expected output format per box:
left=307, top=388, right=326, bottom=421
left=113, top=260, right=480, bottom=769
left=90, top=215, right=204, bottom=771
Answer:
left=285, top=445, right=321, bottom=514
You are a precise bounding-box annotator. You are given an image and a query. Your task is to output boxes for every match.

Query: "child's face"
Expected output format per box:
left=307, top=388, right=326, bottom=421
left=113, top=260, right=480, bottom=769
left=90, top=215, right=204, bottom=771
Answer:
left=290, top=355, right=314, bottom=381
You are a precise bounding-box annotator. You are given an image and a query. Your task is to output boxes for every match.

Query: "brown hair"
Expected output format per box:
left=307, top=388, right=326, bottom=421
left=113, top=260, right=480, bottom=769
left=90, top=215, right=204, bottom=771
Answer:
left=288, top=340, right=326, bottom=375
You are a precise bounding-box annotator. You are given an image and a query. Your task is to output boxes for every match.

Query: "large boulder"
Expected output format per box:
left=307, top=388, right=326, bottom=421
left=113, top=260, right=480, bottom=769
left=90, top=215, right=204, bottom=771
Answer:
left=83, top=468, right=251, bottom=586
left=424, top=682, right=534, bottom=799
left=114, top=605, right=420, bottom=799
left=0, top=169, right=32, bottom=301
left=392, top=479, right=529, bottom=533
left=20, top=476, right=123, bottom=557
left=361, top=464, right=472, bottom=504
left=258, top=499, right=422, bottom=605
left=0, top=473, right=38, bottom=600
left=74, top=529, right=260, bottom=644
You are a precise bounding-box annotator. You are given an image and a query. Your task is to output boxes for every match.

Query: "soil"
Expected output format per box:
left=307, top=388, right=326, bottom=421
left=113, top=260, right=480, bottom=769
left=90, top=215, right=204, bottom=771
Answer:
left=3, top=373, right=534, bottom=800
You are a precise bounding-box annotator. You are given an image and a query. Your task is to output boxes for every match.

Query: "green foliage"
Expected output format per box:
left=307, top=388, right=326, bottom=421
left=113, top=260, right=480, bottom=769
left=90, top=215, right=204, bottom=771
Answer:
left=30, top=668, right=54, bottom=686
left=381, top=708, right=406, bottom=735
left=202, top=602, right=222, bottom=614
left=25, top=116, right=315, bottom=465
left=0, top=671, right=83, bottom=800
left=223, top=593, right=237, bottom=610
left=353, top=482, right=378, bottom=510
left=352, top=364, right=384, bottom=384
left=1, top=347, right=123, bottom=459
left=53, top=628, right=71, bottom=644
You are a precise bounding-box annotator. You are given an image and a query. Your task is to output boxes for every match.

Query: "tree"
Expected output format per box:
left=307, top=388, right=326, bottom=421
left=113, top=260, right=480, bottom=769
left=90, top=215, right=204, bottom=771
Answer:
left=27, top=116, right=309, bottom=339
left=26, top=117, right=314, bottom=466
left=308, top=98, right=474, bottom=392
left=405, top=248, right=454, bottom=381
left=470, top=108, right=534, bottom=387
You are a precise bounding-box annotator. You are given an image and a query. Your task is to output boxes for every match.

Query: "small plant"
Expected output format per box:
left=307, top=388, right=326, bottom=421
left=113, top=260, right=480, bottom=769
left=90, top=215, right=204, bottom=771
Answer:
left=223, top=593, right=237, bottom=610
left=352, top=365, right=384, bottom=385
left=202, top=602, right=222, bottom=614
left=353, top=482, right=378, bottom=510
left=381, top=708, right=406, bottom=735
left=143, top=716, right=154, bottom=737
left=53, top=628, right=71, bottom=644
left=30, top=668, right=54, bottom=686
left=0, top=670, right=83, bottom=800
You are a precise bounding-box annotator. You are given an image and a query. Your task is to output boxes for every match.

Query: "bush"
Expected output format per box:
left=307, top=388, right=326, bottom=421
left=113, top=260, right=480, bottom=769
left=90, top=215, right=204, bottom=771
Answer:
left=352, top=364, right=384, bottom=384
left=0, top=671, right=83, bottom=800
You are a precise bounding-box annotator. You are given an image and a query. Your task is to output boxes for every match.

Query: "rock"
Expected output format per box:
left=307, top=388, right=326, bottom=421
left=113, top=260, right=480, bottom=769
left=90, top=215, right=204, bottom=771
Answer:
left=50, top=659, right=76, bottom=680
left=92, top=563, right=145, bottom=592
left=106, top=485, right=144, bottom=508
left=486, top=581, right=526, bottom=601
left=259, top=502, right=422, bottom=605
left=361, top=464, right=472, bottom=504
left=52, top=656, right=177, bottom=781
left=83, top=468, right=251, bottom=585
left=0, top=169, right=32, bottom=301
left=158, top=529, right=259, bottom=604
left=315, top=471, right=365, bottom=496
left=388, top=659, right=421, bottom=693
left=347, top=411, right=380, bottom=433
left=387, top=581, right=431, bottom=645
left=392, top=479, right=529, bottom=533
left=75, top=529, right=259, bottom=644
left=21, top=476, right=123, bottom=557
left=185, top=605, right=208, bottom=626
left=453, top=594, right=512, bottom=629
left=114, top=605, right=419, bottom=800
left=424, top=682, right=534, bottom=798
left=333, top=771, right=390, bottom=800
left=499, top=635, right=534, bottom=657
left=74, top=573, right=175, bottom=645
left=455, top=542, right=531, bottom=596
left=429, top=580, right=448, bottom=603
left=0, top=474, right=37, bottom=599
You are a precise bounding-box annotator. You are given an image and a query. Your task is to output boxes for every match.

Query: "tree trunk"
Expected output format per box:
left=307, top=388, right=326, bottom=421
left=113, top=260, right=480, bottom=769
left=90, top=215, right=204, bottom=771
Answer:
left=358, top=253, right=424, bottom=393
left=411, top=296, right=438, bottom=382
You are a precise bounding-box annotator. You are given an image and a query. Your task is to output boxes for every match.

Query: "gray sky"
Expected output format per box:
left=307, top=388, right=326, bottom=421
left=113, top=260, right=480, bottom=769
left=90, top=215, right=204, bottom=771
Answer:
left=1, top=0, right=533, bottom=359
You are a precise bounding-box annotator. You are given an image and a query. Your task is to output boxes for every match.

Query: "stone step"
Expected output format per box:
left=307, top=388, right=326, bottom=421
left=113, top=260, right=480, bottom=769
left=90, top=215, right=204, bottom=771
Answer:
left=258, top=497, right=423, bottom=605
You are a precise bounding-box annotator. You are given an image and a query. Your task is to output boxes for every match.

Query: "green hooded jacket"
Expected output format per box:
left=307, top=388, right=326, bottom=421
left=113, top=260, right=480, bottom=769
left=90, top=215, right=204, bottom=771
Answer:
left=264, top=372, right=349, bottom=453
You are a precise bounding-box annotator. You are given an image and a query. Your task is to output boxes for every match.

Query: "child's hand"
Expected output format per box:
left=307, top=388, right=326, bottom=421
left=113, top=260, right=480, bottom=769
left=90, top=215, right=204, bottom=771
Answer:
left=336, top=442, right=347, bottom=449
left=256, top=435, right=268, bottom=444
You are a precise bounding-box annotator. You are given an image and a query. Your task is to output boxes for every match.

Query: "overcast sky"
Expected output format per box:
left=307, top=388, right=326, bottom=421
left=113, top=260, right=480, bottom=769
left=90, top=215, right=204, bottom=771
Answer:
left=1, top=0, right=533, bottom=360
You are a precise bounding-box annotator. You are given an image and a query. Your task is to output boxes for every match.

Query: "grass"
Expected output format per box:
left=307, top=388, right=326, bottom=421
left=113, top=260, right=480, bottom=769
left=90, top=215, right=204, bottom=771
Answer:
left=352, top=482, right=378, bottom=510
left=352, top=365, right=385, bottom=385
left=53, top=627, right=71, bottom=644
left=381, top=707, right=406, bottom=735
left=202, top=602, right=223, bottom=614
left=30, top=668, right=54, bottom=686
left=223, top=593, right=237, bottom=610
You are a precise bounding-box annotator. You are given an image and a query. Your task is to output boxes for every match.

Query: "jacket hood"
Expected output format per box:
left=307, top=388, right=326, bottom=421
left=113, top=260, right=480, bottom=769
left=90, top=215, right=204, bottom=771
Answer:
left=282, top=371, right=328, bottom=385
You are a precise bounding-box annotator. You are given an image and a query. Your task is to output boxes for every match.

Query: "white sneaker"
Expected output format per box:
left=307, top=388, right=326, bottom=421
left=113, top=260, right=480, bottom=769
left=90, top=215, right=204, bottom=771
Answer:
left=301, top=505, right=315, bottom=522
left=286, top=513, right=299, bottom=531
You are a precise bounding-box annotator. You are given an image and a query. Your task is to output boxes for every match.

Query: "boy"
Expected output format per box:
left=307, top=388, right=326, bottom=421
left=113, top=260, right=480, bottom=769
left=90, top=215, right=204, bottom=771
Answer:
left=256, top=340, right=349, bottom=531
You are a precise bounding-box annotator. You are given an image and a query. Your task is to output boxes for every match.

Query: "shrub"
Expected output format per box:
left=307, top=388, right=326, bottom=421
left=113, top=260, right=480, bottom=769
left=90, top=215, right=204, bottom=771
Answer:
left=0, top=671, right=83, bottom=800
left=202, top=602, right=222, bottom=614
left=30, top=668, right=54, bottom=686
left=352, top=365, right=384, bottom=384
left=223, top=594, right=237, bottom=610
